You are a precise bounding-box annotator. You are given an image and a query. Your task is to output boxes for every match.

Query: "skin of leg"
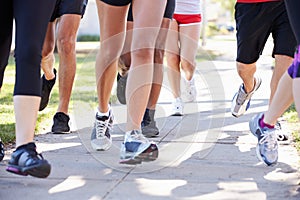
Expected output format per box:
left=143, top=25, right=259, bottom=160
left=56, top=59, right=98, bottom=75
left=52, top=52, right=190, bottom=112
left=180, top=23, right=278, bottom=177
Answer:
left=14, top=96, right=40, bottom=147
left=56, top=14, right=81, bottom=114
left=41, top=22, right=56, bottom=80
left=236, top=62, right=256, bottom=93
left=126, top=0, right=166, bottom=130
left=147, top=18, right=171, bottom=109
left=179, top=23, right=201, bottom=81
left=269, top=54, right=293, bottom=103
left=166, top=20, right=181, bottom=98
left=119, top=21, right=133, bottom=76
left=293, top=78, right=300, bottom=118
left=96, top=1, right=128, bottom=113
left=264, top=72, right=294, bottom=125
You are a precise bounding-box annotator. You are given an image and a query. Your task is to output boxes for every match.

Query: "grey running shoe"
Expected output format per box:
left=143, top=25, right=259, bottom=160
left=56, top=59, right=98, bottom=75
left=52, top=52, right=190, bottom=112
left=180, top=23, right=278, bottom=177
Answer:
left=91, top=110, right=113, bottom=151
left=141, top=109, right=159, bottom=138
left=39, top=69, right=56, bottom=111
left=171, top=97, right=183, bottom=116
left=120, top=130, right=158, bottom=165
left=117, top=73, right=127, bottom=105
left=51, top=112, right=70, bottom=134
left=249, top=113, right=278, bottom=166
left=231, top=77, right=262, bottom=118
left=6, top=142, right=51, bottom=178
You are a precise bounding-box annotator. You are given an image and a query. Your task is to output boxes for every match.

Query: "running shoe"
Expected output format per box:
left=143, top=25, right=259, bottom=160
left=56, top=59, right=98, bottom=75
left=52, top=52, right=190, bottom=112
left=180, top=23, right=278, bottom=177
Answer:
left=184, top=78, right=197, bottom=102
left=171, top=97, right=183, bottom=116
left=0, top=139, right=4, bottom=162
left=91, top=109, right=113, bottom=151
left=231, top=77, right=262, bottom=117
left=39, top=68, right=57, bottom=111
left=141, top=109, right=159, bottom=138
left=116, top=73, right=127, bottom=105
left=119, top=130, right=159, bottom=165
left=275, top=121, right=288, bottom=141
left=249, top=113, right=278, bottom=166
left=51, top=112, right=70, bottom=134
left=6, top=142, right=51, bottom=178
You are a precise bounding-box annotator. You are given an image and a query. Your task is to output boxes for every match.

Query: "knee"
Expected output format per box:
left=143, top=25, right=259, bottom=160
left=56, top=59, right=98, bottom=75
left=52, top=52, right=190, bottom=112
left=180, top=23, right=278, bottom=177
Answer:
left=57, top=37, right=76, bottom=55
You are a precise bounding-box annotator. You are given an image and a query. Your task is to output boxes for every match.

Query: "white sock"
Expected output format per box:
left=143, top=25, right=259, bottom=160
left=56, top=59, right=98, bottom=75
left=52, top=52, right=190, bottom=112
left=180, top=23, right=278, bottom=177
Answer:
left=96, top=105, right=110, bottom=117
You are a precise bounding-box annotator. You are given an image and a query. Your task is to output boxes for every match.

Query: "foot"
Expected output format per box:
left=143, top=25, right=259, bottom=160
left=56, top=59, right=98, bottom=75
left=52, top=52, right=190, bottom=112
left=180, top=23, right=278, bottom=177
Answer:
left=171, top=97, right=183, bottom=116
left=39, top=69, right=57, bottom=111
left=90, top=109, right=113, bottom=151
left=6, top=142, right=51, bottom=178
left=249, top=113, right=278, bottom=166
left=231, top=77, right=262, bottom=117
left=141, top=109, right=159, bottom=138
left=51, top=112, right=70, bottom=134
left=120, top=130, right=158, bottom=165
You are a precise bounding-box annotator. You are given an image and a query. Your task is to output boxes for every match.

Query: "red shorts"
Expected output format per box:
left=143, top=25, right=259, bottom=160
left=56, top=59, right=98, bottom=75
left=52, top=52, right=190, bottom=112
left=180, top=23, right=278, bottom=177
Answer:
left=173, top=14, right=202, bottom=25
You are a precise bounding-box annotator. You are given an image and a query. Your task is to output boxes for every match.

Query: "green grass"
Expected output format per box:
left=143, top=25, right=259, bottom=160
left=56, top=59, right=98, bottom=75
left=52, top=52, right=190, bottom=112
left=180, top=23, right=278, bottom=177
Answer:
left=284, top=103, right=300, bottom=152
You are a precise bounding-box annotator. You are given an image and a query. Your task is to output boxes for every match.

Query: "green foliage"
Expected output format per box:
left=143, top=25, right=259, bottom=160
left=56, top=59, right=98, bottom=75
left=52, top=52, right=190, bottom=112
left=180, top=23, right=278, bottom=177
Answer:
left=77, top=35, right=100, bottom=42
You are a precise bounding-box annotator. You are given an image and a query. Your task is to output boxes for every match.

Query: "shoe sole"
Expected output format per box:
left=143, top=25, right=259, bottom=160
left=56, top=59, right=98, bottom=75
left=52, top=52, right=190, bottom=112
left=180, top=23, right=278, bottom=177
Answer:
left=6, top=162, right=51, bottom=178
left=52, top=130, right=71, bottom=134
left=120, top=143, right=159, bottom=165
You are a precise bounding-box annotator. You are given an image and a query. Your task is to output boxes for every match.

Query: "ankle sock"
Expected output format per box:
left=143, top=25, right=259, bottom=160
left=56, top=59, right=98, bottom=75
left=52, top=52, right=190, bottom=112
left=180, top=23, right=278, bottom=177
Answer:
left=259, top=114, right=274, bottom=129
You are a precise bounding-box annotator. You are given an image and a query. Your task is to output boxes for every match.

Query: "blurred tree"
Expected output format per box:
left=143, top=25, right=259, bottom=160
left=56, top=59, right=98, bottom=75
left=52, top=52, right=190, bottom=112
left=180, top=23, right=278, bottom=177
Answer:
left=211, top=0, right=235, bottom=19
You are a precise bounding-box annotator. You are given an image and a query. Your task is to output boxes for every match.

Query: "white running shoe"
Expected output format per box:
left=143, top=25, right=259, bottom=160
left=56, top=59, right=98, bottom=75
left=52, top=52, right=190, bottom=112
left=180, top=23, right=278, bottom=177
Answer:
left=184, top=78, right=197, bottom=102
left=172, top=97, right=183, bottom=116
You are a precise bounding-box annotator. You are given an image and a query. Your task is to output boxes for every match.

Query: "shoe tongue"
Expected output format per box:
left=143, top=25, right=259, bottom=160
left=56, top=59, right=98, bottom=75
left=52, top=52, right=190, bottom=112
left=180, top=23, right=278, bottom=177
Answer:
left=96, top=114, right=109, bottom=121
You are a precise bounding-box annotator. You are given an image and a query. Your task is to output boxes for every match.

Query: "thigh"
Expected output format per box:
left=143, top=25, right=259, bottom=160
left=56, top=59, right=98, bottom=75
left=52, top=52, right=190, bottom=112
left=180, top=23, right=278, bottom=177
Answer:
left=57, top=14, right=81, bottom=40
left=166, top=20, right=180, bottom=56
left=131, top=0, right=167, bottom=50
left=179, top=24, right=201, bottom=62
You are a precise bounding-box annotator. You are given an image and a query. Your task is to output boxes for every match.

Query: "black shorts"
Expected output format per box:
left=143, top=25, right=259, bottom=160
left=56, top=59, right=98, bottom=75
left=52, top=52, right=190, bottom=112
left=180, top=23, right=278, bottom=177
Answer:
left=127, top=0, right=175, bottom=21
left=235, top=1, right=297, bottom=64
left=100, top=0, right=131, bottom=6
left=50, top=0, right=88, bottom=22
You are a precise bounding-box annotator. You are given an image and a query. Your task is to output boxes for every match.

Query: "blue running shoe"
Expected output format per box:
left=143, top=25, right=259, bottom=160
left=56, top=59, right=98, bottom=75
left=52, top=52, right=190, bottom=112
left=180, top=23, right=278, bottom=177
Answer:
left=249, top=113, right=278, bottom=166
left=120, top=130, right=158, bottom=165
left=231, top=77, right=262, bottom=117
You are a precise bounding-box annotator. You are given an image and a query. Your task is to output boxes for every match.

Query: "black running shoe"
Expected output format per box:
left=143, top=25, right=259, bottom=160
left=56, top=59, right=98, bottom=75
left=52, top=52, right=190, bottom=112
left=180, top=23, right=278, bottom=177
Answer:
left=0, top=140, right=4, bottom=162
left=39, top=69, right=57, bottom=111
left=6, top=142, right=51, bottom=178
left=51, top=112, right=70, bottom=134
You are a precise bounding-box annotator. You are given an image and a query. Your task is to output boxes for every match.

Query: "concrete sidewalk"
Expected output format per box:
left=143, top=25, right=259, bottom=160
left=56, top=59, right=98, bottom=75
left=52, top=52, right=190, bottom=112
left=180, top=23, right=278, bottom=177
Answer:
left=0, top=36, right=299, bottom=200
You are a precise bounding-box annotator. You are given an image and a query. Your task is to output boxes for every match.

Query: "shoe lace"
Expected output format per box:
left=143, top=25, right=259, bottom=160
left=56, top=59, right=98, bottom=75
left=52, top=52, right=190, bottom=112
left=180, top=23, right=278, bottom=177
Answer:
left=259, top=130, right=278, bottom=151
left=236, top=86, right=249, bottom=105
left=95, top=118, right=110, bottom=138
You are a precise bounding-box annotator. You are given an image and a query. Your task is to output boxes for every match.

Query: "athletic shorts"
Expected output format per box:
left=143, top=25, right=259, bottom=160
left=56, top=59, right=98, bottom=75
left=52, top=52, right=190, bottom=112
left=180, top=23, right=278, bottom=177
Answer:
left=50, top=0, right=88, bottom=22
left=235, top=1, right=297, bottom=64
left=127, top=0, right=175, bottom=21
left=288, top=46, right=300, bottom=79
left=173, top=14, right=202, bottom=26
left=100, top=0, right=131, bottom=6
